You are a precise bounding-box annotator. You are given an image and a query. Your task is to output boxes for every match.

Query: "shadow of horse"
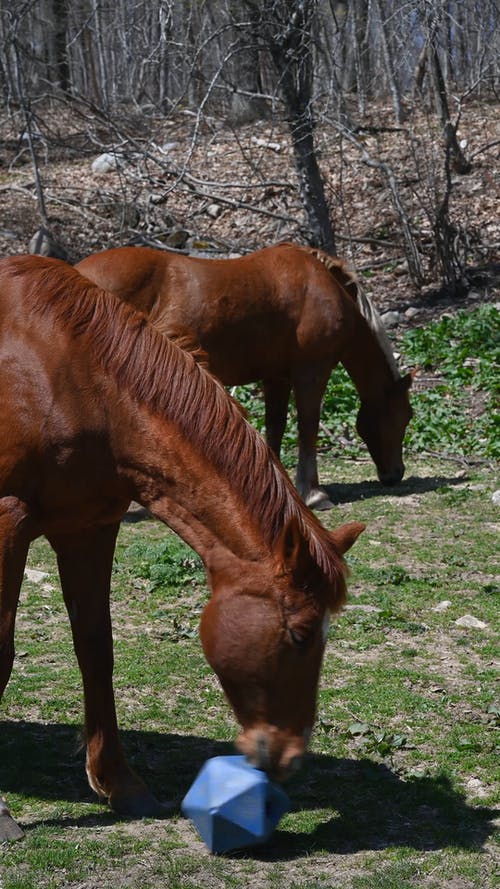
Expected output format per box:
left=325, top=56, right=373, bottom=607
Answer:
left=0, top=721, right=496, bottom=859
left=324, top=473, right=469, bottom=506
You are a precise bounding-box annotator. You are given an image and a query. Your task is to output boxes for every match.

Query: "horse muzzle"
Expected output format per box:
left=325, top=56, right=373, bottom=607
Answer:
left=378, top=462, right=405, bottom=486
left=235, top=727, right=306, bottom=782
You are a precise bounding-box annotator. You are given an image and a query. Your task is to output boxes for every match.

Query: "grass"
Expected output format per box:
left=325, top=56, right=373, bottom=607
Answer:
left=0, top=304, right=499, bottom=887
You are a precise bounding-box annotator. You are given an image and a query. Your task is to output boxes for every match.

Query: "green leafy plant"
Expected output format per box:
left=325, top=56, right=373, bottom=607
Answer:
left=123, top=536, right=205, bottom=591
left=402, top=305, right=500, bottom=458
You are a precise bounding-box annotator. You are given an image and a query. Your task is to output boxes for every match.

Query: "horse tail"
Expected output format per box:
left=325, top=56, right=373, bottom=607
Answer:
left=303, top=246, right=401, bottom=381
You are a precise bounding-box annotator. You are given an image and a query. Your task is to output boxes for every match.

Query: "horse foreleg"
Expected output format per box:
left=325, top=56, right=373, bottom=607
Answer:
left=51, top=523, right=170, bottom=817
left=293, top=367, right=334, bottom=510
left=0, top=497, right=32, bottom=841
left=263, top=377, right=291, bottom=459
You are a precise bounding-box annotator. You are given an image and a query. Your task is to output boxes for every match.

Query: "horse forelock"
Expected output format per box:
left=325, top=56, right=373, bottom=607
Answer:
left=299, top=245, right=401, bottom=382
left=10, top=256, right=345, bottom=595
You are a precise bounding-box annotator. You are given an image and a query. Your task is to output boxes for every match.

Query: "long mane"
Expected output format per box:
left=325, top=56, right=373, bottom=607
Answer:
left=11, top=256, right=346, bottom=592
left=298, top=245, right=401, bottom=381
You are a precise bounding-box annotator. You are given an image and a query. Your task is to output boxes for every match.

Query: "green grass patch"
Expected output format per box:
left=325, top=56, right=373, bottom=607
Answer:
left=0, top=303, right=499, bottom=886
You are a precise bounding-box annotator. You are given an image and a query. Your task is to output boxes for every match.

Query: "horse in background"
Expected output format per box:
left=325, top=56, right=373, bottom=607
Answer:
left=0, top=256, right=364, bottom=839
left=77, top=242, right=413, bottom=510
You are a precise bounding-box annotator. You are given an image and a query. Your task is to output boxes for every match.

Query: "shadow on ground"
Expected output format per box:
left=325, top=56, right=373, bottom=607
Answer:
left=0, top=720, right=496, bottom=859
left=324, top=473, right=469, bottom=505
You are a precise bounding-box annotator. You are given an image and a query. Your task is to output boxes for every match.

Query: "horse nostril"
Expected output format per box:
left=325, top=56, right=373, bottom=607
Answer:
left=256, top=734, right=270, bottom=770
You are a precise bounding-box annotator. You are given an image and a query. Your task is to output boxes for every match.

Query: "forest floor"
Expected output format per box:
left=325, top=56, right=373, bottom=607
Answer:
left=0, top=96, right=499, bottom=325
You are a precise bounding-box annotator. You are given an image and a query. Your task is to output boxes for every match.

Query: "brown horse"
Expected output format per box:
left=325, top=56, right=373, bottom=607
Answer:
left=0, top=255, right=364, bottom=839
left=77, top=242, right=413, bottom=510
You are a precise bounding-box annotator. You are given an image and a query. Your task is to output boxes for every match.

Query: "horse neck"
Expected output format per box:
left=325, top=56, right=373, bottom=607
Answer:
left=339, top=304, right=398, bottom=400
left=112, top=406, right=270, bottom=574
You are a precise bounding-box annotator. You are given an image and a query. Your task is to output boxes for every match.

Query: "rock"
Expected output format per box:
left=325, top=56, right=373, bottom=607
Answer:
left=251, top=136, right=282, bottom=152
left=100, top=200, right=140, bottom=227
left=0, top=799, right=24, bottom=841
left=433, top=600, right=452, bottom=612
left=29, top=227, right=68, bottom=261
left=206, top=203, right=222, bottom=219
left=466, top=777, right=489, bottom=798
left=345, top=604, right=382, bottom=613
left=24, top=568, right=49, bottom=583
left=380, top=310, right=402, bottom=328
left=165, top=227, right=190, bottom=248
left=91, top=152, right=121, bottom=174
left=161, top=141, right=180, bottom=153
left=405, top=306, right=420, bottom=319
left=455, top=614, right=487, bottom=629
left=491, top=490, right=500, bottom=505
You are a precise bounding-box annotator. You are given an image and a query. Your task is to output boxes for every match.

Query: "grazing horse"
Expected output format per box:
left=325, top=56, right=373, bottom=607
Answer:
left=0, top=256, right=364, bottom=839
left=77, top=242, right=413, bottom=510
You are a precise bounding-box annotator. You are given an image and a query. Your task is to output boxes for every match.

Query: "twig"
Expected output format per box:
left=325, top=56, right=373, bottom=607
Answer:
left=469, top=139, right=500, bottom=160
left=419, top=449, right=490, bottom=467
left=357, top=256, right=407, bottom=271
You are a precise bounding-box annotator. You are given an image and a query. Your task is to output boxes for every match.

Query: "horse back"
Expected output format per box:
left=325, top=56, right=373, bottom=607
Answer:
left=75, top=244, right=354, bottom=384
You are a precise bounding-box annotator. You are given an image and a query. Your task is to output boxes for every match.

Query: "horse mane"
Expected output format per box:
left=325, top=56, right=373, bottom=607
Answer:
left=295, top=245, right=401, bottom=382
left=12, top=256, right=346, bottom=598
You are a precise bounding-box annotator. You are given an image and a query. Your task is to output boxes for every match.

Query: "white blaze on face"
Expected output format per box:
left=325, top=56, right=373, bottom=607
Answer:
left=322, top=612, right=330, bottom=644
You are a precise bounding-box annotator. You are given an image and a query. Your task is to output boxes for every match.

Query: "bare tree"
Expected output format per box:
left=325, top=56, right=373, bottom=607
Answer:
left=1, top=0, right=499, bottom=291
left=242, top=0, right=336, bottom=252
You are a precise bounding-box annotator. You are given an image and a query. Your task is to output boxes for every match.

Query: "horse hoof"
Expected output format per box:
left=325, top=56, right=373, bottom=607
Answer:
left=305, top=491, right=334, bottom=511
left=110, top=791, right=175, bottom=818
left=0, top=809, right=25, bottom=842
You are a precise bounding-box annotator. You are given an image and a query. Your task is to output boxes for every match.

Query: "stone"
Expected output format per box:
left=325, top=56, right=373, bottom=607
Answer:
left=29, top=227, right=68, bottom=261
left=0, top=798, right=24, bottom=841
left=455, top=614, right=488, bottom=629
left=491, top=490, right=500, bottom=505
left=206, top=203, right=222, bottom=219
left=380, top=310, right=402, bottom=328
left=165, top=227, right=190, bottom=248
left=433, top=600, right=452, bottom=612
left=405, top=306, right=420, bottom=319
left=91, top=152, right=121, bottom=174
left=24, top=568, right=49, bottom=583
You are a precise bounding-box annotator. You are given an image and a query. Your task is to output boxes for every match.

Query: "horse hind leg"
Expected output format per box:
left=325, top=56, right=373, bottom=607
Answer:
left=263, top=377, right=291, bottom=459
left=0, top=497, right=33, bottom=841
left=51, top=523, right=172, bottom=818
left=293, top=366, right=334, bottom=511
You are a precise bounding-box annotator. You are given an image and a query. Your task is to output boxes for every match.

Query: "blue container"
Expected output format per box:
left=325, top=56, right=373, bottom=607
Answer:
left=181, top=755, right=290, bottom=854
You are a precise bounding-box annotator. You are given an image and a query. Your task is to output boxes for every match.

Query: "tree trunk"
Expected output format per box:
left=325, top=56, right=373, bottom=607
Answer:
left=52, top=0, right=70, bottom=93
left=373, top=0, right=405, bottom=123
left=429, top=39, right=471, bottom=173
left=261, top=0, right=337, bottom=253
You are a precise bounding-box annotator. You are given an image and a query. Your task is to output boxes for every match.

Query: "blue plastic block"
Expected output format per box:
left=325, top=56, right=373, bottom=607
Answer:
left=181, top=755, right=290, bottom=853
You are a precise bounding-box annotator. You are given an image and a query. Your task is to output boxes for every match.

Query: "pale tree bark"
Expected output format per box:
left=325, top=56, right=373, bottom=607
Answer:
left=373, top=0, right=405, bottom=123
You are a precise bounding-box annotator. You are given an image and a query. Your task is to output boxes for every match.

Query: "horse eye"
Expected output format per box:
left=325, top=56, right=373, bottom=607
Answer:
left=289, top=627, right=309, bottom=646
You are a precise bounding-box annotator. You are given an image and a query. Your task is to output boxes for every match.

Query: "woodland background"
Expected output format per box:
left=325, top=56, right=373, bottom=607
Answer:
left=0, top=0, right=498, bottom=304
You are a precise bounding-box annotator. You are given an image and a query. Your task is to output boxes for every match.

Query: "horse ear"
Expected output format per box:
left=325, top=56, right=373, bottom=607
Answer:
left=275, top=515, right=311, bottom=581
left=330, top=521, right=365, bottom=555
